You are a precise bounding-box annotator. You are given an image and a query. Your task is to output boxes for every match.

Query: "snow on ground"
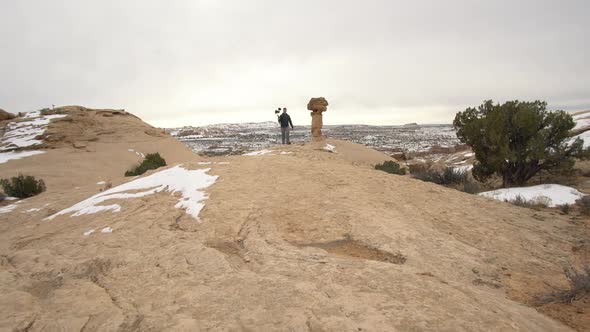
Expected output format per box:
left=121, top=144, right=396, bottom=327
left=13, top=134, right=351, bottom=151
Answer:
left=571, top=131, right=590, bottom=148
left=83, top=229, right=95, bottom=236
left=0, top=112, right=67, bottom=151
left=464, top=152, right=475, bottom=157
left=243, top=149, right=273, bottom=156
left=0, top=150, right=45, bottom=164
left=46, top=165, right=218, bottom=221
left=198, top=161, right=230, bottom=165
left=574, top=117, right=590, bottom=130
left=479, top=184, right=585, bottom=207
left=452, top=165, right=474, bottom=173
left=24, top=204, right=49, bottom=213
left=280, top=151, right=293, bottom=155
left=0, top=204, right=19, bottom=214
left=127, top=148, right=145, bottom=158
left=96, top=181, right=106, bottom=185
left=324, top=144, right=336, bottom=153
left=101, top=226, right=113, bottom=233
left=570, top=113, right=590, bottom=148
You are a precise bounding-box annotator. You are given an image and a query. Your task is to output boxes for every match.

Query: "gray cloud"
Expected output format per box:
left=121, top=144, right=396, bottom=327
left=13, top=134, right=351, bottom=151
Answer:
left=1, top=0, right=589, bottom=127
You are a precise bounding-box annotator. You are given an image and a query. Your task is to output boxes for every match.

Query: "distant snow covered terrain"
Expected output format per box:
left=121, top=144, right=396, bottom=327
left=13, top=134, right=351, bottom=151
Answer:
left=479, top=184, right=585, bottom=207
left=47, top=165, right=218, bottom=221
left=166, top=122, right=460, bottom=157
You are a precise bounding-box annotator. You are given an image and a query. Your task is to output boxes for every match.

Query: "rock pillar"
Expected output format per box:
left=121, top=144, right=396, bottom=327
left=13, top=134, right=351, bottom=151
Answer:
left=307, top=97, right=329, bottom=142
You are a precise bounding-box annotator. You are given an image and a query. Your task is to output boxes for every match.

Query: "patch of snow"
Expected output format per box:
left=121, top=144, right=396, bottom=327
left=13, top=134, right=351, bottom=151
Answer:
left=101, top=226, right=113, bottom=233
left=0, top=150, right=46, bottom=164
left=198, top=162, right=212, bottom=165
left=571, top=131, right=590, bottom=148
left=96, top=181, right=106, bottom=185
left=464, top=152, right=475, bottom=157
left=84, top=229, right=95, bottom=236
left=280, top=151, right=293, bottom=155
left=452, top=165, right=474, bottom=173
left=217, top=162, right=230, bottom=165
left=479, top=184, right=585, bottom=207
left=0, top=204, right=18, bottom=214
left=243, top=149, right=273, bottom=156
left=128, top=149, right=145, bottom=158
left=4, top=197, right=18, bottom=201
left=574, top=119, right=590, bottom=130
left=24, top=203, right=50, bottom=213
left=24, top=111, right=41, bottom=118
left=324, top=144, right=336, bottom=153
left=46, top=165, right=218, bottom=221
left=0, top=113, right=67, bottom=151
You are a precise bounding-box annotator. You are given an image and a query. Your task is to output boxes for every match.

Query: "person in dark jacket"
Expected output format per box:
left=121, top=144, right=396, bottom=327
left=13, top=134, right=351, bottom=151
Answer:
left=278, top=108, right=294, bottom=144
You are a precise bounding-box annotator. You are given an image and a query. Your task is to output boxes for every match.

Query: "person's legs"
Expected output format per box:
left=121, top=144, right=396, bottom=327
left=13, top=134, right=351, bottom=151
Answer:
left=281, top=127, right=288, bottom=144
left=286, top=127, right=291, bottom=144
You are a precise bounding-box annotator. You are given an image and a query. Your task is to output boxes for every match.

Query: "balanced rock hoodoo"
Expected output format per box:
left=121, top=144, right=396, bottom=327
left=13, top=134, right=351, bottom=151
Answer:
left=307, top=97, right=329, bottom=142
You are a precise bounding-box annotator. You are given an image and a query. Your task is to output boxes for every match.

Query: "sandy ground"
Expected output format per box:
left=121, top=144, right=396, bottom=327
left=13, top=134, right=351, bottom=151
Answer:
left=0, top=108, right=588, bottom=331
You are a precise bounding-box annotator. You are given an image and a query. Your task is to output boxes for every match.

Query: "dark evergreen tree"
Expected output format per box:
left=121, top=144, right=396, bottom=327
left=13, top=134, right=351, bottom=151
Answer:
left=453, top=100, right=588, bottom=187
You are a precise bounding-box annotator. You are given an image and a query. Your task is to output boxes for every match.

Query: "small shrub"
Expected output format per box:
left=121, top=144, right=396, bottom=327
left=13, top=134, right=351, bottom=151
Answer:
left=375, top=161, right=406, bottom=175
left=576, top=196, right=590, bottom=216
left=408, top=163, right=429, bottom=174
left=558, top=204, right=571, bottom=215
left=509, top=195, right=529, bottom=207
left=461, top=179, right=482, bottom=194
left=441, top=168, right=468, bottom=185
left=412, top=169, right=443, bottom=184
left=125, top=153, right=167, bottom=177
left=412, top=167, right=468, bottom=185
left=536, top=264, right=590, bottom=304
left=411, top=167, right=481, bottom=194
left=508, top=195, right=550, bottom=209
left=0, top=174, right=46, bottom=198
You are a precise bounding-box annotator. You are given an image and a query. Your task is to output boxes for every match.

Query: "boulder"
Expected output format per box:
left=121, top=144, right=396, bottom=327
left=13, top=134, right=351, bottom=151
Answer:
left=307, top=97, right=329, bottom=113
left=0, top=109, right=16, bottom=121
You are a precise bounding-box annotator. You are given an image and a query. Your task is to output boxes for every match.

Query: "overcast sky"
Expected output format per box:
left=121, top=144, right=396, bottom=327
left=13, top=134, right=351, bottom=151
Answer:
left=1, top=1, right=589, bottom=127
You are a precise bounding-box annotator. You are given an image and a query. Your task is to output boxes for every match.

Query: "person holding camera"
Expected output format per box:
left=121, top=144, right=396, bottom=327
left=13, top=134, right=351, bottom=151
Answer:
left=277, top=108, right=294, bottom=144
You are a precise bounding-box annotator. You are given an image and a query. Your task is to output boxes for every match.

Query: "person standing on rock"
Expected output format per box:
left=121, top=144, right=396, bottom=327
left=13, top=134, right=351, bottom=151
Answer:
left=278, top=108, right=294, bottom=144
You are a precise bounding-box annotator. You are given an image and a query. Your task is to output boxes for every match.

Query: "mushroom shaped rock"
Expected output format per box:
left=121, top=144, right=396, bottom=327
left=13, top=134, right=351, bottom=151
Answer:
left=307, top=97, right=329, bottom=141
left=307, top=97, right=329, bottom=113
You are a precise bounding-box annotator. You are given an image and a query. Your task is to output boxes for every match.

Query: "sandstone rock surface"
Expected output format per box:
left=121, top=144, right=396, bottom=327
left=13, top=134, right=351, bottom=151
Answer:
left=0, top=109, right=16, bottom=121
